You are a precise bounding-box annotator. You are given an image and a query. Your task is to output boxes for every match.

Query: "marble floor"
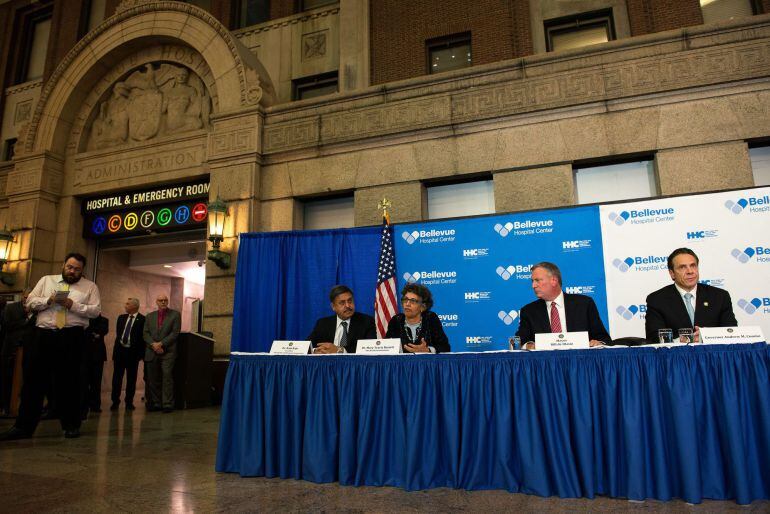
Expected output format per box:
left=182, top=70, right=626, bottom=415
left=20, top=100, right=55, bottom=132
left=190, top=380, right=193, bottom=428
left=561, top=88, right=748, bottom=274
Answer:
left=0, top=402, right=767, bottom=513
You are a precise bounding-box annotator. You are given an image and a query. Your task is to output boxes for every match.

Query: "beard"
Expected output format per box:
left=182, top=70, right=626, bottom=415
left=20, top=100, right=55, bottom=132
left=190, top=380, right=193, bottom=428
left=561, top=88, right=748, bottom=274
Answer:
left=62, top=272, right=81, bottom=284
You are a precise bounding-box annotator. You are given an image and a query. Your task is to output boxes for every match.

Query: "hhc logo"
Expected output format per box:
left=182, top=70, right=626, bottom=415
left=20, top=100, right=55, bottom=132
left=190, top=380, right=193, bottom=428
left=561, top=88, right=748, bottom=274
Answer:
left=607, top=211, right=630, bottom=226
left=562, top=239, right=591, bottom=251
left=731, top=247, right=755, bottom=263
left=737, top=298, right=767, bottom=314
left=615, top=304, right=646, bottom=320
left=686, top=229, right=718, bottom=240
left=403, top=271, right=421, bottom=283
left=462, top=248, right=489, bottom=258
left=464, top=291, right=491, bottom=301
left=497, top=310, right=519, bottom=325
left=494, top=222, right=514, bottom=237
left=466, top=336, right=493, bottom=345
left=401, top=231, right=420, bottom=245
left=564, top=285, right=596, bottom=295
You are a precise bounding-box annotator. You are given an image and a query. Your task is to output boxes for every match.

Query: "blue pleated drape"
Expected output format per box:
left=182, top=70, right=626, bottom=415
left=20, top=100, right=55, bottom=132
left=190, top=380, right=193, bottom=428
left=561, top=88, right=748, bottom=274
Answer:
left=232, top=227, right=382, bottom=352
left=215, top=344, right=770, bottom=504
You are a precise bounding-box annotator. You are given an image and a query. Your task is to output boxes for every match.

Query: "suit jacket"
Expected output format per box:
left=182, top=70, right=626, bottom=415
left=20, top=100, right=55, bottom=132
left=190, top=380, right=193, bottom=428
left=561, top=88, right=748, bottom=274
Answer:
left=645, top=283, right=737, bottom=343
left=516, top=293, right=611, bottom=344
left=143, top=309, right=181, bottom=361
left=113, top=312, right=146, bottom=361
left=2, top=301, right=35, bottom=353
left=85, top=314, right=109, bottom=362
left=307, top=311, right=376, bottom=353
left=385, top=311, right=451, bottom=353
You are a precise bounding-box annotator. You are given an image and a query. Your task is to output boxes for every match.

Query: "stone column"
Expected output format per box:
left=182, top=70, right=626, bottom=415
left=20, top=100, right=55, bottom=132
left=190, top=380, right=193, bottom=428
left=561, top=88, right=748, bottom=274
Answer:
left=339, top=0, right=370, bottom=92
left=493, top=164, right=575, bottom=213
left=204, top=108, right=263, bottom=356
left=656, top=142, right=754, bottom=195
left=4, top=151, right=67, bottom=290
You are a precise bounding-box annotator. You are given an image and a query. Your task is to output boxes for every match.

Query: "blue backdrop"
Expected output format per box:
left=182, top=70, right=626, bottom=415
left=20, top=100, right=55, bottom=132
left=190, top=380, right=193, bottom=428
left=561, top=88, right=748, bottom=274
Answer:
left=394, top=206, right=606, bottom=351
left=231, top=228, right=381, bottom=352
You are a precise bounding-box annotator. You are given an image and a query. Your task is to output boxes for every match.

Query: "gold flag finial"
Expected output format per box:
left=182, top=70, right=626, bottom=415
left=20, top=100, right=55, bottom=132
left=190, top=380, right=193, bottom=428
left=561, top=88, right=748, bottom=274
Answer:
left=378, top=197, right=392, bottom=223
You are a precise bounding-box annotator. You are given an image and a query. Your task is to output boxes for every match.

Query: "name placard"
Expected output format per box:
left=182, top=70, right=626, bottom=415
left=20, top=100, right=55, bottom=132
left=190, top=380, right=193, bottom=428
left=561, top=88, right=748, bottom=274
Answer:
left=700, top=326, right=765, bottom=345
left=534, top=331, right=590, bottom=350
left=269, top=340, right=311, bottom=355
left=356, top=338, right=403, bottom=355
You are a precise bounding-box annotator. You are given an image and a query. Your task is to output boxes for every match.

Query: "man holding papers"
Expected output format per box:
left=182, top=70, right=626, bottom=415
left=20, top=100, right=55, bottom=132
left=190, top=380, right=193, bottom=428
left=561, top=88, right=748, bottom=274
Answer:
left=308, top=285, right=376, bottom=354
left=645, top=248, right=737, bottom=343
left=516, top=262, right=610, bottom=349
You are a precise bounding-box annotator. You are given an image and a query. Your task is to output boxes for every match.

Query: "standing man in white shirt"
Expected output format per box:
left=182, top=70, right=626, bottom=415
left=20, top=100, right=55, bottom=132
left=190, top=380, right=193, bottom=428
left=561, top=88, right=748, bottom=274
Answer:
left=0, top=253, right=101, bottom=441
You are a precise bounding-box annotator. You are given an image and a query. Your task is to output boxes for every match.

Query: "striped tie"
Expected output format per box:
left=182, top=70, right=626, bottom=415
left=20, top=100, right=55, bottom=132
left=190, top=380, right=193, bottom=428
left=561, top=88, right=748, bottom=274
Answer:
left=550, top=301, right=562, bottom=333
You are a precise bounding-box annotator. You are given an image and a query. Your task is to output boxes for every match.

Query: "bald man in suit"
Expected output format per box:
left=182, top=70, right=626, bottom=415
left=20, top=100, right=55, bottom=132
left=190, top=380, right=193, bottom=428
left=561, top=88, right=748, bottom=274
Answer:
left=143, top=295, right=180, bottom=413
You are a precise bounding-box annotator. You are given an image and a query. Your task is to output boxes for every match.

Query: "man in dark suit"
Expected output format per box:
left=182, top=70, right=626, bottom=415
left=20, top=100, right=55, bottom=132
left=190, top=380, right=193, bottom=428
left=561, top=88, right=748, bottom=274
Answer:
left=111, top=298, right=146, bottom=411
left=82, top=314, right=108, bottom=416
left=143, top=294, right=181, bottom=413
left=516, top=262, right=611, bottom=348
left=308, top=285, right=376, bottom=354
left=645, top=248, right=737, bottom=343
left=1, top=290, right=34, bottom=417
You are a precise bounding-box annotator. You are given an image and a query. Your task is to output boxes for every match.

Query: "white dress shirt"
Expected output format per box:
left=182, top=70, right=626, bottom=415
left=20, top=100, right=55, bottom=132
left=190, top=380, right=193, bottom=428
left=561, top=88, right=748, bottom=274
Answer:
left=27, top=274, right=101, bottom=329
left=545, top=291, right=567, bottom=332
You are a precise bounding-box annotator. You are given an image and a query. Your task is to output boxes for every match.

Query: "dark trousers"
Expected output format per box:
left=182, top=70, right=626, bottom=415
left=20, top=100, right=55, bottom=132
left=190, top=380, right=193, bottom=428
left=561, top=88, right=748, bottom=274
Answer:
left=81, top=357, right=104, bottom=412
left=17, top=327, right=84, bottom=434
left=111, top=349, right=140, bottom=405
left=145, top=350, right=176, bottom=409
left=0, top=342, right=18, bottom=412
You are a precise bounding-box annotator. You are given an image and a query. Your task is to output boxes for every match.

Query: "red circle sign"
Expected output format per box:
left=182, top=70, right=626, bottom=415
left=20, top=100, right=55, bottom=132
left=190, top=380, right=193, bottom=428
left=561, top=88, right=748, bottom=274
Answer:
left=191, top=202, right=208, bottom=222
left=108, top=214, right=122, bottom=232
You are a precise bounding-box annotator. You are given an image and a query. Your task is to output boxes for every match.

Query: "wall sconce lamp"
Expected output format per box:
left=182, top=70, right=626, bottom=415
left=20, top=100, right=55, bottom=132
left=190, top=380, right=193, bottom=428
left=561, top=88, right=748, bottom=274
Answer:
left=207, top=196, right=231, bottom=269
left=0, top=228, right=15, bottom=286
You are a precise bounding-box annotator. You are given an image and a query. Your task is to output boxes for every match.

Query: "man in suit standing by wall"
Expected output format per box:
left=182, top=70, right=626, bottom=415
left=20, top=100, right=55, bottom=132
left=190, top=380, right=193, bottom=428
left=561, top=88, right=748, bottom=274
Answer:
left=645, top=248, right=737, bottom=343
left=111, top=298, right=146, bottom=411
left=308, top=285, right=376, bottom=354
left=0, top=290, right=33, bottom=417
left=516, top=261, right=611, bottom=348
left=143, top=294, right=180, bottom=413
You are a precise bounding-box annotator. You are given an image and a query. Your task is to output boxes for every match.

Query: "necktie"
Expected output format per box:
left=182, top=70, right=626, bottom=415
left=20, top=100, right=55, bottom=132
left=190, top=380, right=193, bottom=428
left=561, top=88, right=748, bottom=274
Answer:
left=550, top=301, right=562, bottom=333
left=55, top=283, right=69, bottom=329
left=684, top=293, right=695, bottom=325
left=122, top=315, right=134, bottom=347
left=340, top=321, right=348, bottom=348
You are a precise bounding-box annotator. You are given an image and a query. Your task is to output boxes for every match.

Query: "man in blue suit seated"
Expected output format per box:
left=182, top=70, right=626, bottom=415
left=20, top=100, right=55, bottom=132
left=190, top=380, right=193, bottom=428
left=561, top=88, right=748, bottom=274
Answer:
left=516, top=261, right=611, bottom=349
left=308, top=285, right=376, bottom=354
left=645, top=247, right=737, bottom=343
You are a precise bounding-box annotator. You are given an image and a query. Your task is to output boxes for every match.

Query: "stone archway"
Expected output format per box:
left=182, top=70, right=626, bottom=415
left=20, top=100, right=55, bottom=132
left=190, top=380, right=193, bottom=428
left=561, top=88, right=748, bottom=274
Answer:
left=5, top=1, right=270, bottom=352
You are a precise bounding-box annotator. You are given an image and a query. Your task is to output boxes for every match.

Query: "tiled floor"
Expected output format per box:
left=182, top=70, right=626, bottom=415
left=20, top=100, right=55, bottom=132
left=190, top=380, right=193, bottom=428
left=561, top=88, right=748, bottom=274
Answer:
left=0, top=404, right=767, bottom=513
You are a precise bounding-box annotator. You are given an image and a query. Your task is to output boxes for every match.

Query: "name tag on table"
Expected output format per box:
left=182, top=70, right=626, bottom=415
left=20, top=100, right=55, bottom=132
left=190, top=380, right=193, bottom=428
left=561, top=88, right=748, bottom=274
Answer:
left=269, top=340, right=312, bottom=355
left=535, top=331, right=590, bottom=350
left=700, top=326, right=765, bottom=344
left=356, top=338, right=402, bottom=355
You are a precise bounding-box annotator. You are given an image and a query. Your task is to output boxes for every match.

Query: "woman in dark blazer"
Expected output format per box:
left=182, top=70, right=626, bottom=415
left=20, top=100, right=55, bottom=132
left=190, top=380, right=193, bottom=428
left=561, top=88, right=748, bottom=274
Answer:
left=385, top=283, right=450, bottom=353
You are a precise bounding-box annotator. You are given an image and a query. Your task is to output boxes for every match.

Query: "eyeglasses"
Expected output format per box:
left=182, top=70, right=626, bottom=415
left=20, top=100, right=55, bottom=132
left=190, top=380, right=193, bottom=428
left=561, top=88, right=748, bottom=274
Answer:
left=401, top=297, right=422, bottom=306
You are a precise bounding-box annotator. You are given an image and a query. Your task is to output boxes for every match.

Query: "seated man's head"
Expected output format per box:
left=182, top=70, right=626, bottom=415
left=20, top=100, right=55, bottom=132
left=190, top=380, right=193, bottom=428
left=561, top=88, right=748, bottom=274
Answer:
left=329, top=285, right=355, bottom=320
left=530, top=262, right=562, bottom=302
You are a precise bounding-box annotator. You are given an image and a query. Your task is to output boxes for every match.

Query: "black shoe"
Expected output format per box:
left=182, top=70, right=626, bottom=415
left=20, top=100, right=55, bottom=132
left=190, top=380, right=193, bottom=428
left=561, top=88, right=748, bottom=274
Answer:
left=64, top=429, right=80, bottom=439
left=162, top=407, right=173, bottom=414
left=125, top=403, right=135, bottom=411
left=0, top=427, right=31, bottom=441
left=110, top=403, right=119, bottom=411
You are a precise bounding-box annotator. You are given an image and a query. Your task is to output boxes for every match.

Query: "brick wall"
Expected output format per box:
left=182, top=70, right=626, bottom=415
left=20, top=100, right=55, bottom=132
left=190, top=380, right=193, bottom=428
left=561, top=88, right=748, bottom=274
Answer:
left=370, top=0, right=529, bottom=85
left=626, top=0, right=703, bottom=36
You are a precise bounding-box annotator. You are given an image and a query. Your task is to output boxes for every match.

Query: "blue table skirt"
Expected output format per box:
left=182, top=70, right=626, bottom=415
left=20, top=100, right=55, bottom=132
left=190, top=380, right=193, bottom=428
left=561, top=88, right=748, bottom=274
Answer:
left=215, top=344, right=770, bottom=504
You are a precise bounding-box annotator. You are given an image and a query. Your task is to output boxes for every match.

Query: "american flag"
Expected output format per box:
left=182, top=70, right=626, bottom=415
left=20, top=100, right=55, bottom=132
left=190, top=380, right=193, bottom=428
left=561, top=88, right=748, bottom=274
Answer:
left=374, top=215, right=398, bottom=338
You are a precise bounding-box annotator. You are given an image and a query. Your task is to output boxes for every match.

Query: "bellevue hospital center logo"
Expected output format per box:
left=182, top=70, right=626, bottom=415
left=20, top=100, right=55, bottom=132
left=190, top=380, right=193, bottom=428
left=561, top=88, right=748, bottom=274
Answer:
left=402, top=228, right=456, bottom=245
left=616, top=304, right=645, bottom=320
left=612, top=255, right=666, bottom=273
left=725, top=195, right=770, bottom=214
left=496, top=264, right=532, bottom=281
left=731, top=246, right=770, bottom=263
left=497, top=310, right=518, bottom=325
left=738, top=297, right=769, bottom=315
left=607, top=207, right=674, bottom=226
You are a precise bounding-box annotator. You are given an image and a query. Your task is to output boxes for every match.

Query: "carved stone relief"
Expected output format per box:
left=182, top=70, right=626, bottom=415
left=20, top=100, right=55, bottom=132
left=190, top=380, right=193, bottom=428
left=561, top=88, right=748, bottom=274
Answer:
left=302, top=31, right=327, bottom=61
left=87, top=63, right=211, bottom=151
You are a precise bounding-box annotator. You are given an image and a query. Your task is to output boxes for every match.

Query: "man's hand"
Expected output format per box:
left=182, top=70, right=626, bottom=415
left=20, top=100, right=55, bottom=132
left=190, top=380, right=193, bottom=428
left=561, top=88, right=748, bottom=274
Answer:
left=694, top=326, right=701, bottom=343
left=151, top=342, right=164, bottom=354
left=589, top=339, right=605, bottom=347
left=404, top=338, right=430, bottom=353
left=313, top=342, right=339, bottom=354
left=524, top=342, right=536, bottom=350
